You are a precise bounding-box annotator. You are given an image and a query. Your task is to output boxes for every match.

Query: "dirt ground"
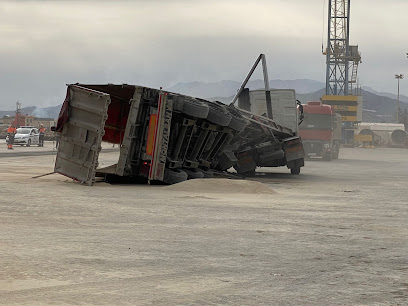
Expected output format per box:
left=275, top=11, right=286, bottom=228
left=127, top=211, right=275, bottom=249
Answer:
left=0, top=141, right=407, bottom=305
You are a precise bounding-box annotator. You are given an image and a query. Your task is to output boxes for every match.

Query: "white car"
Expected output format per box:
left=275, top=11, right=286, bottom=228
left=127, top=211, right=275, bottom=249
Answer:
left=6, top=127, right=40, bottom=147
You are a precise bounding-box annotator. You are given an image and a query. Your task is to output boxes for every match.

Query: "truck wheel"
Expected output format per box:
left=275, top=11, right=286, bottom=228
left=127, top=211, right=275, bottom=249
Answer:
left=233, top=163, right=257, bottom=176
left=163, top=169, right=188, bottom=185
left=227, top=106, right=248, bottom=132
left=239, top=169, right=256, bottom=177
left=216, top=150, right=238, bottom=171
left=175, top=97, right=209, bottom=119
left=200, top=168, right=214, bottom=178
left=290, top=167, right=301, bottom=175
left=182, top=168, right=204, bottom=179
left=206, top=101, right=232, bottom=127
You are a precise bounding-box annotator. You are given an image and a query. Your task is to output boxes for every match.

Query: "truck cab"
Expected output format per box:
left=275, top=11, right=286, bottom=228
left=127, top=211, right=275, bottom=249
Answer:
left=299, top=101, right=341, bottom=160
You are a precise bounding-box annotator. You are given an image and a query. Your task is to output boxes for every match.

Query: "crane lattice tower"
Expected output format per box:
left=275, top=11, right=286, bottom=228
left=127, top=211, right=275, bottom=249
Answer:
left=325, top=0, right=361, bottom=96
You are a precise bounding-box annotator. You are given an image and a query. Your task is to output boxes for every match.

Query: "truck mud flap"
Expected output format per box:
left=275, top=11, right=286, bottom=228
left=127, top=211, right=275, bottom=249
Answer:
left=282, top=136, right=305, bottom=162
left=233, top=149, right=257, bottom=174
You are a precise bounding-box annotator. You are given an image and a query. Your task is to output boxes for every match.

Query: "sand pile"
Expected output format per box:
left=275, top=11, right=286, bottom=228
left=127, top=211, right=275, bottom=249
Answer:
left=166, top=178, right=275, bottom=194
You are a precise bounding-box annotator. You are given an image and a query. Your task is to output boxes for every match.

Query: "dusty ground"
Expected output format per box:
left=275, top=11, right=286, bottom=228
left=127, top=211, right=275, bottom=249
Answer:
left=0, top=141, right=407, bottom=305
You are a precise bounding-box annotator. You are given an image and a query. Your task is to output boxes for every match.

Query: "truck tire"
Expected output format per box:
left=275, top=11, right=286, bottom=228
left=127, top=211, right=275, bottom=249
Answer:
left=206, top=101, right=231, bottom=127
left=241, top=169, right=256, bottom=177
left=163, top=169, right=188, bottom=185
left=227, top=106, right=248, bottom=132
left=290, top=167, right=301, bottom=175
left=183, top=168, right=204, bottom=179
left=233, top=163, right=257, bottom=175
left=174, top=97, right=209, bottom=119
left=216, top=150, right=238, bottom=171
left=287, top=158, right=304, bottom=174
left=200, top=168, right=214, bottom=178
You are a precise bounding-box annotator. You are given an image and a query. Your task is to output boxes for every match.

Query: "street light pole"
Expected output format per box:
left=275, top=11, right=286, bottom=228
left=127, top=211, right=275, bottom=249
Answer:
left=395, top=74, right=404, bottom=123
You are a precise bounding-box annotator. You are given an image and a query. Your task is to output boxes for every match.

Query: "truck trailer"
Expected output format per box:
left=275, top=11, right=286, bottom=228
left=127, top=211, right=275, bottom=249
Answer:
left=53, top=83, right=305, bottom=185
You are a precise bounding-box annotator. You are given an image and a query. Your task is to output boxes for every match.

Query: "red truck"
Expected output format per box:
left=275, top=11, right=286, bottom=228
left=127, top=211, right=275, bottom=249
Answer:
left=299, top=101, right=341, bottom=160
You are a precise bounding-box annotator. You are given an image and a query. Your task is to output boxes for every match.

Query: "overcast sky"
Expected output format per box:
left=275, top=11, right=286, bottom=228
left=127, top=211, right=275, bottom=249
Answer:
left=0, top=0, right=407, bottom=109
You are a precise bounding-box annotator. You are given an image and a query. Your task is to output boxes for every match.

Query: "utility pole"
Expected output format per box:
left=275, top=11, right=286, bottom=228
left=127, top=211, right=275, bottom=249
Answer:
left=395, top=74, right=404, bottom=123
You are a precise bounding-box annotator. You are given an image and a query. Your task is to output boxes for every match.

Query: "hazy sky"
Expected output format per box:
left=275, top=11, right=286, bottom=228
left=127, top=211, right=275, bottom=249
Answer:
left=0, top=0, right=407, bottom=109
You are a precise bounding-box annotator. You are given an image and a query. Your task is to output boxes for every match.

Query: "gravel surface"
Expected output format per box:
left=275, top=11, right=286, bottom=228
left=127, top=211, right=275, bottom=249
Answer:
left=0, top=146, right=407, bottom=305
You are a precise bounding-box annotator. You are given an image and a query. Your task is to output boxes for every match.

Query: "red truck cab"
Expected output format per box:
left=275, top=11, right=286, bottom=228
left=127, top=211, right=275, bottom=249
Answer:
left=299, top=101, right=341, bottom=160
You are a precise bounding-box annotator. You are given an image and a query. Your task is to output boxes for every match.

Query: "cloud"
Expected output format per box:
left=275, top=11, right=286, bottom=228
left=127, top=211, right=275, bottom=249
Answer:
left=0, top=0, right=407, bottom=109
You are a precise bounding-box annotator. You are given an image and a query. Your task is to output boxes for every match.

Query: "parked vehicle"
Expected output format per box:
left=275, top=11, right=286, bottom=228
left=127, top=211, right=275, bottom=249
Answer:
left=299, top=101, right=341, bottom=160
left=6, top=126, right=40, bottom=147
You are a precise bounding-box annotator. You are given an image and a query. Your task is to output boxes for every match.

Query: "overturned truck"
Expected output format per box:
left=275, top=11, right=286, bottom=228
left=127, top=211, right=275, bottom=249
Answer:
left=54, top=83, right=304, bottom=185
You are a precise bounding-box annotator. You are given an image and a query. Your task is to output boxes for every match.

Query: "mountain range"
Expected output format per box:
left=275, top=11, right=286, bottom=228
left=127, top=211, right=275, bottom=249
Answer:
left=1, top=79, right=407, bottom=123
left=0, top=105, right=62, bottom=122
left=167, top=80, right=407, bottom=123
